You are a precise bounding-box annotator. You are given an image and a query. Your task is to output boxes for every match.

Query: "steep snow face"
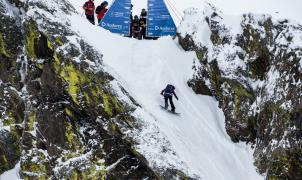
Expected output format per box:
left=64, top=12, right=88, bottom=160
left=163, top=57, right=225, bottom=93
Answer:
left=67, top=1, right=263, bottom=179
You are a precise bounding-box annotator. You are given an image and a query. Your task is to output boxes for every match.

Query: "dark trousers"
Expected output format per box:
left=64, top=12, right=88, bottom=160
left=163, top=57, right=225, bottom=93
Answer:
left=164, top=96, right=175, bottom=111
left=141, top=27, right=146, bottom=39
left=86, top=14, right=95, bottom=25
left=133, top=31, right=141, bottom=39
left=129, top=23, right=133, bottom=37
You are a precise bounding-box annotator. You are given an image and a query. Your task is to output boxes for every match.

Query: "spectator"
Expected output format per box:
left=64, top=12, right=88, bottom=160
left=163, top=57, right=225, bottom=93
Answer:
left=95, top=1, right=108, bottom=24
left=139, top=8, right=147, bottom=39
left=132, top=15, right=141, bottom=39
left=83, top=0, right=95, bottom=25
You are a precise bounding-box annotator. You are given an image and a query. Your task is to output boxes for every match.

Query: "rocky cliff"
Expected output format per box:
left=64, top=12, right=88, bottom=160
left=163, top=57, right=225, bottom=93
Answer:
left=178, top=3, right=302, bottom=179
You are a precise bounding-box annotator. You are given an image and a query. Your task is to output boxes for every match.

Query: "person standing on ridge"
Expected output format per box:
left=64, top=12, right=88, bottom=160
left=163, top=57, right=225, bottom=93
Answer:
left=132, top=15, right=141, bottom=39
left=95, top=1, right=108, bottom=24
left=83, top=0, right=96, bottom=25
left=161, top=84, right=178, bottom=112
left=139, top=8, right=147, bottom=39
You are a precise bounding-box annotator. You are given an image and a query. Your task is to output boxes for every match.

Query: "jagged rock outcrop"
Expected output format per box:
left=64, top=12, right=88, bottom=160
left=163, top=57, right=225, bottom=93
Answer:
left=0, top=0, right=190, bottom=179
left=178, top=3, right=302, bottom=179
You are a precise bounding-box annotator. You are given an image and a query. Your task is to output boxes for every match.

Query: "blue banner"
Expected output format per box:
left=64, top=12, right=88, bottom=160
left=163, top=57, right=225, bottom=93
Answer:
left=147, top=0, right=177, bottom=37
left=99, top=0, right=131, bottom=36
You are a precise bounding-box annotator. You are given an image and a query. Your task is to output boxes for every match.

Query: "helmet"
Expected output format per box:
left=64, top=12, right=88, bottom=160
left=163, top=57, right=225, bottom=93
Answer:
left=141, top=9, right=147, bottom=16
left=134, top=15, right=138, bottom=19
left=102, top=1, right=108, bottom=6
left=166, top=84, right=175, bottom=90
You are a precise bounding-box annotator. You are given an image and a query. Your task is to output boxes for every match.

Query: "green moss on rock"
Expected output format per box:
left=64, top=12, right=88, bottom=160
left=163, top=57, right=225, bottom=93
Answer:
left=51, top=53, right=125, bottom=119
left=28, top=111, right=36, bottom=131
left=266, top=147, right=302, bottom=179
left=69, top=166, right=106, bottom=180
left=0, top=130, right=21, bottom=174
left=231, top=82, right=255, bottom=118
left=0, top=155, right=9, bottom=169
left=65, top=108, right=74, bottom=117
left=26, top=21, right=38, bottom=60
left=59, top=64, right=85, bottom=106
left=3, top=112, right=15, bottom=126
left=64, top=121, right=78, bottom=149
left=55, top=38, right=64, bottom=46
left=0, top=33, right=10, bottom=57
left=101, top=91, right=124, bottom=118
left=21, top=161, right=47, bottom=179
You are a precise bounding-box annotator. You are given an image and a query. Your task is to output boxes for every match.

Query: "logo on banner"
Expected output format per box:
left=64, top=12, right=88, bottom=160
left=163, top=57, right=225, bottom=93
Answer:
left=112, top=12, right=124, bottom=17
left=98, top=0, right=131, bottom=35
left=102, top=22, right=123, bottom=30
left=147, top=0, right=177, bottom=37
left=155, top=26, right=175, bottom=32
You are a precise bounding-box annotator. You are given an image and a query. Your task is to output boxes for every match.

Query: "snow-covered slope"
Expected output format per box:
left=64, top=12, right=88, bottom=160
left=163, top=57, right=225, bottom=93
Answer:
left=67, top=1, right=263, bottom=179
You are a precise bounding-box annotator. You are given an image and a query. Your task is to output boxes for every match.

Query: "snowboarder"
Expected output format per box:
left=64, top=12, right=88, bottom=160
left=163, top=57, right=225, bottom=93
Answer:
left=95, top=1, right=108, bottom=23
left=161, top=84, right=178, bottom=112
left=132, top=15, right=141, bottom=39
left=139, top=8, right=147, bottom=39
left=83, top=0, right=96, bottom=25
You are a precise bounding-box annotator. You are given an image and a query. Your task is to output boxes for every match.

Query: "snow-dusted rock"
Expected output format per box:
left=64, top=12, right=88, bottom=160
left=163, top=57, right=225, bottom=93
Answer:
left=178, top=3, right=302, bottom=179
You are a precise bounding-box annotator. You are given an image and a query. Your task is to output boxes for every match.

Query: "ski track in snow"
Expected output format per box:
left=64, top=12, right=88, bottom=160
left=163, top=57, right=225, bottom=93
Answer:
left=67, top=7, right=263, bottom=179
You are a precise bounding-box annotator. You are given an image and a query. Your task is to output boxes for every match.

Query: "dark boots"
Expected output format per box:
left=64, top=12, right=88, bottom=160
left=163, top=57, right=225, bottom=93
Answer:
left=164, top=96, right=175, bottom=112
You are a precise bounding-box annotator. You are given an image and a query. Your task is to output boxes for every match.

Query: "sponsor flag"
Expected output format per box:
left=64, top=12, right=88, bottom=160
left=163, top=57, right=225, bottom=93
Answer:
left=147, top=0, right=177, bottom=37
left=99, top=0, right=131, bottom=36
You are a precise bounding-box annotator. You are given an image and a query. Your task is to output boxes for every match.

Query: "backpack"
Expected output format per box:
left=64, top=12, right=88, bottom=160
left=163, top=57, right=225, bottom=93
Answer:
left=165, top=84, right=174, bottom=93
left=95, top=5, right=102, bottom=14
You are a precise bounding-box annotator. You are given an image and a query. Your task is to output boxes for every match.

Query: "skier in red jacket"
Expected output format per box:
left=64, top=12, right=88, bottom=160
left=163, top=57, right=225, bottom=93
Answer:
left=95, top=1, right=108, bottom=24
left=83, top=0, right=95, bottom=25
